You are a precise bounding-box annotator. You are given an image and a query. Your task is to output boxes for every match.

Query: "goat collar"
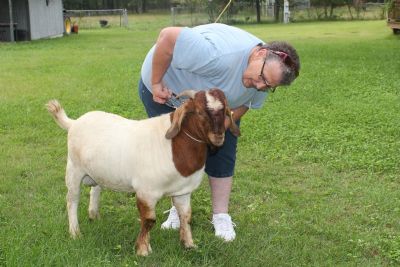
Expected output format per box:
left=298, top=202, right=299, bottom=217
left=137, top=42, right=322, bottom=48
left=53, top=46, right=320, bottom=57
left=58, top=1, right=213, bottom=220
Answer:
left=183, top=130, right=205, bottom=143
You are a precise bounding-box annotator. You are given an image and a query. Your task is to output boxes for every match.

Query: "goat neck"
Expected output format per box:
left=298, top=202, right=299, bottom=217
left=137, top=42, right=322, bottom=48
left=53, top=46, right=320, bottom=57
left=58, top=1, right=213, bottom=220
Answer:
left=169, top=114, right=209, bottom=177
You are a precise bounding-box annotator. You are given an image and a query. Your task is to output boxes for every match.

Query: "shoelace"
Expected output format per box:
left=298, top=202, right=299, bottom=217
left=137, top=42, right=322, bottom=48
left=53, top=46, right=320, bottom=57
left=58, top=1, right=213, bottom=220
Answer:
left=211, top=217, right=237, bottom=231
left=163, top=207, right=180, bottom=222
left=163, top=208, right=173, bottom=214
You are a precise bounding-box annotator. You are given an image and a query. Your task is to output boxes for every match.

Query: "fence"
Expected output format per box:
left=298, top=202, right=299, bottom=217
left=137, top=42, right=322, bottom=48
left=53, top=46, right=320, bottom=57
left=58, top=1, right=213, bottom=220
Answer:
left=170, top=1, right=386, bottom=26
left=65, top=9, right=128, bottom=29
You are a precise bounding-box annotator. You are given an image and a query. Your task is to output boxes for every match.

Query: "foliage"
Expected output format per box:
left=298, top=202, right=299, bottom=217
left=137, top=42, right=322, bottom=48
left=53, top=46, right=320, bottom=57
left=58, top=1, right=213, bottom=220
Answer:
left=385, top=0, right=395, bottom=12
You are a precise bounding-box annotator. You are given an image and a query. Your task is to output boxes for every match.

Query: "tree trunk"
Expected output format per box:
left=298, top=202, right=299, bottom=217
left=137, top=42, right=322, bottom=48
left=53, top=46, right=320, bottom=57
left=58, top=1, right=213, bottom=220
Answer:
left=256, top=0, right=261, bottom=23
left=347, top=4, right=353, bottom=19
left=142, top=0, right=147, bottom=13
left=274, top=0, right=280, bottom=22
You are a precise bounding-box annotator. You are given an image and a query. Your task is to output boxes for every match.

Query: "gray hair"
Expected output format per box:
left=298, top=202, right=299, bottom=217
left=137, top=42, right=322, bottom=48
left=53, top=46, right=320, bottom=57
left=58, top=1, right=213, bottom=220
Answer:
left=261, top=41, right=300, bottom=86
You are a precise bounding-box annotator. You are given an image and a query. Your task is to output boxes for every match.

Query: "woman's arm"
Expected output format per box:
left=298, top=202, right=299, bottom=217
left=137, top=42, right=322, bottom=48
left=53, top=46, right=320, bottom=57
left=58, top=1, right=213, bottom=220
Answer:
left=151, top=27, right=183, bottom=104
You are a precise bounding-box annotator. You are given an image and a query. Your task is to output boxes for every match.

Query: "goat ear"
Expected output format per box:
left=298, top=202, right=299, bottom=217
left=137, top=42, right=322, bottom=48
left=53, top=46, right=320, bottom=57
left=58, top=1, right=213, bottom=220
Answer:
left=165, top=103, right=188, bottom=139
left=226, top=107, right=241, bottom=137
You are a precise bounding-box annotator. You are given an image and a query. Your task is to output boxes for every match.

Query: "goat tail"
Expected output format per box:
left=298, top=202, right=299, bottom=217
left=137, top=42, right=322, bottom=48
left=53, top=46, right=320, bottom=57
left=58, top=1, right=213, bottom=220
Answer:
left=46, top=100, right=74, bottom=130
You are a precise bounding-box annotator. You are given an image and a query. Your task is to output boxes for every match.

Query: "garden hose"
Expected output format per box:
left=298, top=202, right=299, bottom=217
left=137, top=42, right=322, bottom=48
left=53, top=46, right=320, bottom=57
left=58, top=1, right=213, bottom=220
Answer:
left=215, top=0, right=233, bottom=23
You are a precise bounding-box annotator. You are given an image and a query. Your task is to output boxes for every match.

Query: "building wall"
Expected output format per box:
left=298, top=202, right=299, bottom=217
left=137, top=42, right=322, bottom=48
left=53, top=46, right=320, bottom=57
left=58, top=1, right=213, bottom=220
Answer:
left=0, top=1, right=11, bottom=41
left=28, top=0, right=63, bottom=40
left=14, top=0, right=30, bottom=40
left=0, top=2, right=10, bottom=23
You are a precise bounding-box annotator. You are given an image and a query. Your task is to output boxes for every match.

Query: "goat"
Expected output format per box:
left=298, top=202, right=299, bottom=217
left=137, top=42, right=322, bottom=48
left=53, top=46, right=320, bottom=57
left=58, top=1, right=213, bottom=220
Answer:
left=46, top=89, right=240, bottom=256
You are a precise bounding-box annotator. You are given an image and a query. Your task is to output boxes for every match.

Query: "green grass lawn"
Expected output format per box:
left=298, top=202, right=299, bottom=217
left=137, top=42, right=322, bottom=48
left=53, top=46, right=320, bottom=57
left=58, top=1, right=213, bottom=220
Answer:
left=0, top=19, right=399, bottom=266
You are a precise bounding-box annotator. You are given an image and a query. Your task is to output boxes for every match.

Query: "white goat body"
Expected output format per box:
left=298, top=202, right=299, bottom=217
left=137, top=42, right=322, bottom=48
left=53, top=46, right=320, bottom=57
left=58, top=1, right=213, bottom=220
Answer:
left=67, top=110, right=204, bottom=195
left=47, top=89, right=239, bottom=256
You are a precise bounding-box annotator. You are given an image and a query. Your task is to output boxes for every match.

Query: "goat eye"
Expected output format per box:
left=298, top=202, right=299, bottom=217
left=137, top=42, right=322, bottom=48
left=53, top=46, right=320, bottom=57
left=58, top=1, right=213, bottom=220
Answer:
left=213, top=111, right=223, bottom=118
left=195, top=111, right=208, bottom=120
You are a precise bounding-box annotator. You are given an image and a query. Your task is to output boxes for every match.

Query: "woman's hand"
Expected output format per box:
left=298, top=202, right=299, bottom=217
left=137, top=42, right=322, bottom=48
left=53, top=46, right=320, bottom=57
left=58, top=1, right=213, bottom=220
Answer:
left=152, top=82, right=172, bottom=104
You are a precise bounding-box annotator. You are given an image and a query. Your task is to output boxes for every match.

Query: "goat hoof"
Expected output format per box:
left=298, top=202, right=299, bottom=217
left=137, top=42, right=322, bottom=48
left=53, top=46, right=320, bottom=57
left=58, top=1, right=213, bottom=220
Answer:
left=136, top=248, right=150, bottom=257
left=136, top=250, right=148, bottom=257
left=89, top=210, right=100, bottom=220
left=70, top=230, right=81, bottom=239
left=183, top=241, right=197, bottom=249
left=136, top=244, right=151, bottom=256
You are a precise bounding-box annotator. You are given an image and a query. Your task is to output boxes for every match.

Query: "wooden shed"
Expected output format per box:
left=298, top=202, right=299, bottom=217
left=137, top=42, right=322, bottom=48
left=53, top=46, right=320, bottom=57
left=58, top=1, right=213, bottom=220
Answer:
left=388, top=0, right=400, bottom=34
left=0, top=0, right=64, bottom=42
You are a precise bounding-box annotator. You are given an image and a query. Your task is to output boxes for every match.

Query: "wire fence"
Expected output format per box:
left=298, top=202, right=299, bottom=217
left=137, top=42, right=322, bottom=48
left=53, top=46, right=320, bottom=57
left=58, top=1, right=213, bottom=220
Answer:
left=64, top=2, right=386, bottom=29
left=170, top=2, right=386, bottom=26
left=65, top=9, right=128, bottom=29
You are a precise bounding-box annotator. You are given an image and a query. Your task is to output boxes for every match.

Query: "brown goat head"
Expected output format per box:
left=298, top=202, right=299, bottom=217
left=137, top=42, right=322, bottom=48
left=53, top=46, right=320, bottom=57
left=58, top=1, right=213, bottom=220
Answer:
left=165, top=89, right=240, bottom=147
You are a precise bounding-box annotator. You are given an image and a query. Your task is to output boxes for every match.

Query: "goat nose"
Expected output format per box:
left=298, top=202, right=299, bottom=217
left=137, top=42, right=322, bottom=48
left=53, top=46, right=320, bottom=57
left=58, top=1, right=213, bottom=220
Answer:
left=213, top=135, right=225, bottom=146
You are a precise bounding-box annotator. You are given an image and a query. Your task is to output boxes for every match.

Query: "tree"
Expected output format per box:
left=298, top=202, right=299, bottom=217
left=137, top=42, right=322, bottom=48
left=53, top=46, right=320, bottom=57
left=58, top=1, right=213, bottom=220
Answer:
left=275, top=0, right=281, bottom=22
left=255, top=0, right=261, bottom=22
left=310, top=0, right=348, bottom=19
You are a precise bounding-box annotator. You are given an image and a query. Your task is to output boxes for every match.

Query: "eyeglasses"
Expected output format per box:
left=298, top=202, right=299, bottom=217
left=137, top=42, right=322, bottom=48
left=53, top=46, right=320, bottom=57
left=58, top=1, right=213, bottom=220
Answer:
left=259, top=57, right=276, bottom=93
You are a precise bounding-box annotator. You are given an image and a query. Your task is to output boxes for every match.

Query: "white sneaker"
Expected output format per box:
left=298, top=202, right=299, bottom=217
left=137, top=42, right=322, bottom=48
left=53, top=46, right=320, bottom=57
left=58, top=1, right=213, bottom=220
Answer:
left=161, top=206, right=180, bottom=230
left=212, top=213, right=236, bottom=242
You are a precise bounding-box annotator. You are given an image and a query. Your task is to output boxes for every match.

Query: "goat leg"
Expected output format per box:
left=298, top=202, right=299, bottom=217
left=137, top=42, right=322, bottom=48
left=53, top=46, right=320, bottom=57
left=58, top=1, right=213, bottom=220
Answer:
left=173, top=194, right=196, bottom=249
left=65, top=160, right=84, bottom=238
left=88, top=185, right=101, bottom=220
left=135, top=196, right=157, bottom=256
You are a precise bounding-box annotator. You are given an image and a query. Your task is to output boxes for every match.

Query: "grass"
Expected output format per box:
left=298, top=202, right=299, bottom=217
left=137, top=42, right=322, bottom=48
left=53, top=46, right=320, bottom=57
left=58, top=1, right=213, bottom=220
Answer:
left=0, top=19, right=399, bottom=266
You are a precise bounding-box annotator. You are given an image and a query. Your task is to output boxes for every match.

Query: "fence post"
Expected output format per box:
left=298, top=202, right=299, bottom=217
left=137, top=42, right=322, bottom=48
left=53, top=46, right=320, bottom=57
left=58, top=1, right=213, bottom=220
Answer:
left=8, top=0, right=14, bottom=42
left=171, top=7, right=176, bottom=26
left=283, top=0, right=290, bottom=23
left=123, top=9, right=128, bottom=27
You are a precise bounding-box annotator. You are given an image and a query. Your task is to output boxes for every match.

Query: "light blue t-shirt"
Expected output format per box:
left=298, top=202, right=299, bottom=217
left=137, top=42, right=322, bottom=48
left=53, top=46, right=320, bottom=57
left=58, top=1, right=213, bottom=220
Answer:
left=141, top=23, right=268, bottom=109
